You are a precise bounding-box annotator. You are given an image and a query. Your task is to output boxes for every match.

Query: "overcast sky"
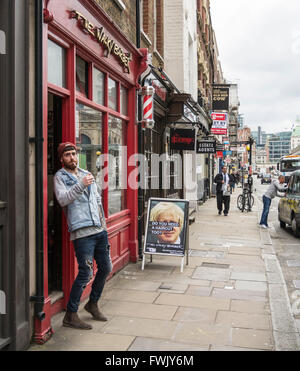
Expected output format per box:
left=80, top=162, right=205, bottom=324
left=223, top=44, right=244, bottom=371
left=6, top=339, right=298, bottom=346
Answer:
left=210, top=0, right=300, bottom=134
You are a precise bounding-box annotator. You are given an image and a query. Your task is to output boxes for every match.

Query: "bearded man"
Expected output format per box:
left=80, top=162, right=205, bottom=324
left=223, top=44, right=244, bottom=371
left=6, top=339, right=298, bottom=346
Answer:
left=54, top=142, right=112, bottom=330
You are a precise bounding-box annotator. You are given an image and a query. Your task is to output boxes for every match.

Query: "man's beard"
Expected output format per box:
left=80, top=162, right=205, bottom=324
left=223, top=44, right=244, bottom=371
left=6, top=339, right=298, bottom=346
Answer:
left=63, top=160, right=77, bottom=170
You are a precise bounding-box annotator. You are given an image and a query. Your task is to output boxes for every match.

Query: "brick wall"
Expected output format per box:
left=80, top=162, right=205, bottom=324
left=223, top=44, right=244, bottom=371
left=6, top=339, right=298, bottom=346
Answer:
left=93, top=0, right=137, bottom=45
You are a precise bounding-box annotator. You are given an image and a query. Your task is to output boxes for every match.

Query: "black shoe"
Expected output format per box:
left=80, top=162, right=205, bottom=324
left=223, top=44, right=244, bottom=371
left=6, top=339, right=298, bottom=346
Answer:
left=224, top=213, right=228, bottom=216
left=218, top=211, right=222, bottom=215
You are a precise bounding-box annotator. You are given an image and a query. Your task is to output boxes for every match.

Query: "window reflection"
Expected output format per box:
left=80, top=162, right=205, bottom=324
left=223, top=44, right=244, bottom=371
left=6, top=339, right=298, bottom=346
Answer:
left=93, top=67, right=104, bottom=105
left=108, top=116, right=126, bottom=215
left=108, top=78, right=117, bottom=111
left=76, top=56, right=88, bottom=97
left=120, top=85, right=128, bottom=116
left=48, top=39, right=66, bottom=88
left=75, top=104, right=102, bottom=186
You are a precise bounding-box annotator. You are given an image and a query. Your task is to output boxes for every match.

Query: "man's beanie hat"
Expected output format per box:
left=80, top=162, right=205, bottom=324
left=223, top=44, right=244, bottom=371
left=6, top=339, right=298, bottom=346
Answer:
left=57, top=142, right=77, bottom=159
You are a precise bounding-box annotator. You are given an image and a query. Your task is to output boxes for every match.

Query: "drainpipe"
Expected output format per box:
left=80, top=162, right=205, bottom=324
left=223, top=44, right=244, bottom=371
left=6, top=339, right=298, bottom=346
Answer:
left=30, top=0, right=45, bottom=322
left=136, top=0, right=143, bottom=258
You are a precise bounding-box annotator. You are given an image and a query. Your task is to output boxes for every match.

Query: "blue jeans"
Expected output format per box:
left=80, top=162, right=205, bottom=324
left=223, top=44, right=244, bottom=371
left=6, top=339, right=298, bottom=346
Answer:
left=67, top=231, right=112, bottom=313
left=260, top=195, right=272, bottom=227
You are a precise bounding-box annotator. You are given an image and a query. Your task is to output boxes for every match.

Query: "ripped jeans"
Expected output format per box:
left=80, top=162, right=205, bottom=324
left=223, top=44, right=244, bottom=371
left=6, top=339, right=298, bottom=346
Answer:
left=67, top=231, right=112, bottom=313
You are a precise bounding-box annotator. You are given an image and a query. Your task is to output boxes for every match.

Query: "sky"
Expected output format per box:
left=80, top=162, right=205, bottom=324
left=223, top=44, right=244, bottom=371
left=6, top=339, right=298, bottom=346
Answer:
left=210, top=0, right=300, bottom=134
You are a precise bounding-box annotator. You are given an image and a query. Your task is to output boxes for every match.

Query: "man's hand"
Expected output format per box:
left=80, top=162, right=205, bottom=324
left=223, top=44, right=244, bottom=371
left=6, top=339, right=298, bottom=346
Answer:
left=82, top=174, right=94, bottom=187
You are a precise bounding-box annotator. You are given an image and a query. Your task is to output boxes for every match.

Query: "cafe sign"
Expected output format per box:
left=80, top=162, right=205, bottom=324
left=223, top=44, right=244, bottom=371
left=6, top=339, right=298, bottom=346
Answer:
left=71, top=10, right=132, bottom=73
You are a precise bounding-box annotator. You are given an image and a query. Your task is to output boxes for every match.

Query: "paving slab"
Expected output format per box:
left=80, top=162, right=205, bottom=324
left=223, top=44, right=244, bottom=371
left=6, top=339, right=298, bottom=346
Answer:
left=216, top=311, right=271, bottom=330
left=172, top=322, right=231, bottom=346
left=102, top=289, right=159, bottom=304
left=230, top=300, right=269, bottom=314
left=111, top=278, right=161, bottom=292
left=102, top=316, right=178, bottom=340
left=212, top=288, right=267, bottom=302
left=173, top=307, right=217, bottom=324
left=235, top=280, right=267, bottom=292
left=101, top=300, right=178, bottom=321
left=231, top=328, right=274, bottom=350
left=128, top=337, right=209, bottom=351
left=192, top=266, right=231, bottom=281
left=229, top=247, right=261, bottom=256
left=230, top=272, right=267, bottom=282
left=155, top=293, right=230, bottom=310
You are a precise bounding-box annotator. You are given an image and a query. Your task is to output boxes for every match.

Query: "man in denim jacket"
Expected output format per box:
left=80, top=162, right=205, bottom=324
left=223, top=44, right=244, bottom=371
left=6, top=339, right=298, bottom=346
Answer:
left=54, top=142, right=112, bottom=330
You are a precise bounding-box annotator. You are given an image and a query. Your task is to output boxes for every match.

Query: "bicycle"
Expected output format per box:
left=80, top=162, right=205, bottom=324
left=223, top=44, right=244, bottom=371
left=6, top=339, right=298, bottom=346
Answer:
left=237, top=187, right=254, bottom=212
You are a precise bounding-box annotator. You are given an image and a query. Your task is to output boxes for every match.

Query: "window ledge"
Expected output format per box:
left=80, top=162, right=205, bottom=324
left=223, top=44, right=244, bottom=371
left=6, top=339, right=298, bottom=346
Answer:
left=141, top=30, right=152, bottom=47
left=153, top=49, right=164, bottom=65
left=113, top=0, right=126, bottom=11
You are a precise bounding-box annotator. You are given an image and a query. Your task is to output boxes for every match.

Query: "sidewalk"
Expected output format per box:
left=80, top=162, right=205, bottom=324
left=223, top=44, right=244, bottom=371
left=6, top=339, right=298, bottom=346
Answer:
left=29, top=190, right=300, bottom=351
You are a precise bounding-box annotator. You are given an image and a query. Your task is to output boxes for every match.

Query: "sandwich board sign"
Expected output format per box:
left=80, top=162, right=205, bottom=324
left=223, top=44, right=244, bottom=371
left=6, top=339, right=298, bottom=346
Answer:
left=142, top=198, right=190, bottom=272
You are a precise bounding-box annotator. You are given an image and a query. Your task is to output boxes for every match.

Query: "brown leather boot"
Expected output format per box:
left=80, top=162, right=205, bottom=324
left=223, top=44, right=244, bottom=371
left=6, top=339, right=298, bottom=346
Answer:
left=63, top=311, right=93, bottom=330
left=84, top=300, right=108, bottom=322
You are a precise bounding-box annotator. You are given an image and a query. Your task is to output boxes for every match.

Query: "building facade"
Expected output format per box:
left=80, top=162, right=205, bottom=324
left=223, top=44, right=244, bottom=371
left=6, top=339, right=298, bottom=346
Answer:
left=267, top=131, right=292, bottom=163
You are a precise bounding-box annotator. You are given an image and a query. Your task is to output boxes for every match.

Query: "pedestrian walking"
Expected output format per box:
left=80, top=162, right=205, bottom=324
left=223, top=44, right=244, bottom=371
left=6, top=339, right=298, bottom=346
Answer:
left=54, top=142, right=112, bottom=330
left=259, top=175, right=287, bottom=229
left=229, top=172, right=236, bottom=194
left=214, top=166, right=232, bottom=216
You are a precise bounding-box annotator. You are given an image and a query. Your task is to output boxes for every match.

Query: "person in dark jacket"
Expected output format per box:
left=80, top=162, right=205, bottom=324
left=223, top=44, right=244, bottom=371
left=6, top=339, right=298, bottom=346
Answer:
left=214, top=166, right=232, bottom=216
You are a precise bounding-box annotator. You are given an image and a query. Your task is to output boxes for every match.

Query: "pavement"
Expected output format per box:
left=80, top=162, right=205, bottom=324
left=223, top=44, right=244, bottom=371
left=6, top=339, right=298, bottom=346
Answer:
left=29, top=188, right=300, bottom=352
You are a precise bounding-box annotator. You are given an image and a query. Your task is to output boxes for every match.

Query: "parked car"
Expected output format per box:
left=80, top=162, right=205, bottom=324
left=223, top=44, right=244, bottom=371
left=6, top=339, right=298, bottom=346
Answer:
left=261, top=174, right=272, bottom=184
left=278, top=170, right=300, bottom=237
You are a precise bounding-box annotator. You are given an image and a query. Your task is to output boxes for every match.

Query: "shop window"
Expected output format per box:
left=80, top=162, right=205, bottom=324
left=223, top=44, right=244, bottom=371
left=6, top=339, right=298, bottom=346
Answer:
left=93, top=67, right=104, bottom=106
left=48, top=39, right=66, bottom=88
left=75, top=103, right=103, bottom=186
left=76, top=56, right=89, bottom=97
left=108, top=78, right=117, bottom=111
left=120, top=85, right=128, bottom=116
left=108, top=116, right=126, bottom=215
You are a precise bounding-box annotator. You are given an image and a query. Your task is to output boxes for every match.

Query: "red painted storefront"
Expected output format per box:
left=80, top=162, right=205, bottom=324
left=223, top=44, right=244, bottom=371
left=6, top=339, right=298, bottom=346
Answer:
left=35, top=0, right=148, bottom=343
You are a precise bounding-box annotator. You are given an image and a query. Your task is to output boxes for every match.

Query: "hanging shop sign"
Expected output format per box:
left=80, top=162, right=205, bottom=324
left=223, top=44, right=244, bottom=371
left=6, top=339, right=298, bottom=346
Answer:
left=216, top=143, right=225, bottom=152
left=211, top=111, right=228, bottom=136
left=170, top=129, right=196, bottom=151
left=197, top=140, right=216, bottom=154
left=212, top=85, right=230, bottom=111
left=71, top=10, right=132, bottom=73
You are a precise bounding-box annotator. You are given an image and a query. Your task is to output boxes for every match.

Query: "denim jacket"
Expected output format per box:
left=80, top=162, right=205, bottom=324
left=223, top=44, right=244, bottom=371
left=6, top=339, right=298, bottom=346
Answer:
left=54, top=167, right=102, bottom=233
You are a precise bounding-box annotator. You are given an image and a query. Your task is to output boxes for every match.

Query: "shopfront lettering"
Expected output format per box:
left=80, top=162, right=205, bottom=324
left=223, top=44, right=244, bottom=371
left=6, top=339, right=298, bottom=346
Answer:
left=71, top=10, right=132, bottom=73
left=171, top=134, right=194, bottom=146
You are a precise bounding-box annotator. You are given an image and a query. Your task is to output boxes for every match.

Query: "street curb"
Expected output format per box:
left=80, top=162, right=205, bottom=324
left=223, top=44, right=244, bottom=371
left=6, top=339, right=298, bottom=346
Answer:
left=257, top=198, right=300, bottom=350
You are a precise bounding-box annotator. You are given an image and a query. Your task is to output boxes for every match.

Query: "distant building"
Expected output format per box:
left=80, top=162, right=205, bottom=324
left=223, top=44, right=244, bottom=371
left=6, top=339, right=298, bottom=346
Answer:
left=267, top=131, right=292, bottom=163
left=252, top=126, right=267, bottom=149
left=291, top=119, right=300, bottom=150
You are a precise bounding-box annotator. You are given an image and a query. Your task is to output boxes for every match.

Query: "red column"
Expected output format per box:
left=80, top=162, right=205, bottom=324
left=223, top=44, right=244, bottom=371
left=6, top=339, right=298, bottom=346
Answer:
left=126, top=87, right=139, bottom=262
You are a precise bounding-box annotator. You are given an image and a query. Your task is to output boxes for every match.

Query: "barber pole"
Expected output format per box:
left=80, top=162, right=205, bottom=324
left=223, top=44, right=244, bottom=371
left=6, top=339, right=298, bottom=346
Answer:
left=139, top=86, right=155, bottom=129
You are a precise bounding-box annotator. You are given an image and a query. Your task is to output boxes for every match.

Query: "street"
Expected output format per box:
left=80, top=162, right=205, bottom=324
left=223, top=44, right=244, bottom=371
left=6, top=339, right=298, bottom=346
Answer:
left=28, top=178, right=300, bottom=352
left=254, top=176, right=300, bottom=338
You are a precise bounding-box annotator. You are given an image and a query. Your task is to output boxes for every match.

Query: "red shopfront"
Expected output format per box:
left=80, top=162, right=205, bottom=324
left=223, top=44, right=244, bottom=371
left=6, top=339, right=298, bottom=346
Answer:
left=35, top=0, right=148, bottom=343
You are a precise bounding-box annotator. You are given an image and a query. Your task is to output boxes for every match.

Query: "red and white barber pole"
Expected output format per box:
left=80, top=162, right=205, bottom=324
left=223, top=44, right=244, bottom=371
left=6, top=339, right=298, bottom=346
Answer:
left=139, top=86, right=155, bottom=129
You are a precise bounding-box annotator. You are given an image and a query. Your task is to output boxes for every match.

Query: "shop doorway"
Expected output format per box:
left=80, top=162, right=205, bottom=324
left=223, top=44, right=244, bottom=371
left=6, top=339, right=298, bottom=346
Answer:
left=47, top=93, right=63, bottom=295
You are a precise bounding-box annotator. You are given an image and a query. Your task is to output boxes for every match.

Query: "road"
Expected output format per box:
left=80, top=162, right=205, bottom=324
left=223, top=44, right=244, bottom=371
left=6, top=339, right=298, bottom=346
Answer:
left=253, top=175, right=300, bottom=332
